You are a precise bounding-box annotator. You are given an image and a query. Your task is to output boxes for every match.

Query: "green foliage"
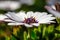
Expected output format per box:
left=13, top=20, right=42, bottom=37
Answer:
left=56, top=18, right=60, bottom=23
left=10, top=36, right=17, bottom=40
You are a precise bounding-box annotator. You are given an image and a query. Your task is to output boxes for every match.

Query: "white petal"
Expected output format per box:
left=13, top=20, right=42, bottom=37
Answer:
left=33, top=12, right=42, bottom=21
left=9, top=1, right=21, bottom=10
left=42, top=12, right=48, bottom=15
left=35, top=13, right=55, bottom=24
left=39, top=14, right=49, bottom=20
left=47, top=21, right=55, bottom=23
left=0, top=1, right=8, bottom=9
left=16, top=11, right=26, bottom=21
left=4, top=19, right=15, bottom=22
left=31, top=23, right=40, bottom=26
left=8, top=23, right=24, bottom=25
left=46, top=6, right=60, bottom=18
left=0, top=1, right=21, bottom=10
left=26, top=11, right=34, bottom=18
left=39, top=20, right=55, bottom=24
left=45, top=17, right=55, bottom=20
left=5, top=12, right=22, bottom=22
left=24, top=24, right=33, bottom=27
left=34, top=12, right=47, bottom=17
left=0, top=14, right=7, bottom=20
left=34, top=12, right=48, bottom=21
left=37, top=14, right=55, bottom=21
left=20, top=0, right=35, bottom=5
left=51, top=5, right=56, bottom=10
left=47, top=14, right=53, bottom=17
left=39, top=17, right=55, bottom=22
left=33, top=12, right=41, bottom=17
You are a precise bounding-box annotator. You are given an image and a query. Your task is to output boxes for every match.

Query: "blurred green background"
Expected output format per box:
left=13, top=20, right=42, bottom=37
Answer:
left=0, top=0, right=60, bottom=40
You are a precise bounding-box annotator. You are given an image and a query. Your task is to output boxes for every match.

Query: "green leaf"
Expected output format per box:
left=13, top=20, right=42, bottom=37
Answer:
left=56, top=25, right=60, bottom=31
left=37, top=25, right=43, bottom=33
left=5, top=36, right=10, bottom=40
left=55, top=33, right=60, bottom=38
left=56, top=18, right=60, bottom=23
left=47, top=25, right=54, bottom=33
left=0, top=30, right=4, bottom=34
left=31, top=30, right=36, bottom=40
left=11, top=36, right=17, bottom=40
left=42, top=25, right=47, bottom=37
left=24, top=31, right=28, bottom=40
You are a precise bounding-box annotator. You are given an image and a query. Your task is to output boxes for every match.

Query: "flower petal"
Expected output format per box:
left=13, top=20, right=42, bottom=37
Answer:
left=26, top=11, right=34, bottom=18
left=34, top=12, right=48, bottom=21
left=24, top=24, right=33, bottom=27
left=5, top=12, right=22, bottom=22
left=20, top=0, right=35, bottom=5
left=51, top=5, right=56, bottom=10
left=37, top=14, right=55, bottom=21
left=9, top=1, right=21, bottom=10
left=33, top=12, right=55, bottom=24
left=16, top=11, right=26, bottom=21
left=39, top=20, right=55, bottom=24
left=8, top=23, right=24, bottom=25
left=45, top=6, right=60, bottom=18
left=31, top=23, right=40, bottom=26
left=0, top=14, right=7, bottom=21
left=4, top=19, right=15, bottom=22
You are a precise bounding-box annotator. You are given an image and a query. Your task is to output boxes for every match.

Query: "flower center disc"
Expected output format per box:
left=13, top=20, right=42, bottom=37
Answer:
left=23, top=17, right=38, bottom=24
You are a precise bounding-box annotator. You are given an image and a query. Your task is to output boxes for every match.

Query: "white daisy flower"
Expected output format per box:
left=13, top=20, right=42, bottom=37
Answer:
left=0, top=0, right=35, bottom=10
left=0, top=11, right=55, bottom=27
left=0, top=1, right=21, bottom=10
left=46, top=0, right=60, bottom=18
left=45, top=5, right=60, bottom=18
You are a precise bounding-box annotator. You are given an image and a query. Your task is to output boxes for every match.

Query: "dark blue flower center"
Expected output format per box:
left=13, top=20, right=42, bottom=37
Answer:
left=23, top=17, right=38, bottom=24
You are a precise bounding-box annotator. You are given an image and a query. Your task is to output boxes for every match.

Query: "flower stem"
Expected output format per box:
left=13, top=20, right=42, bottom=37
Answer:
left=27, top=27, right=31, bottom=40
